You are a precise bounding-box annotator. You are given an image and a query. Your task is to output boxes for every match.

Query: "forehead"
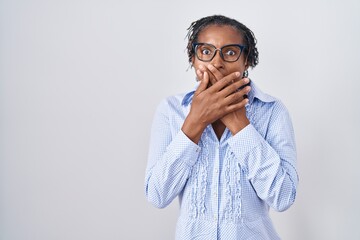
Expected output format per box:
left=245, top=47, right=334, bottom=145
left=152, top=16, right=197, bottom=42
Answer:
left=197, top=25, right=244, bottom=46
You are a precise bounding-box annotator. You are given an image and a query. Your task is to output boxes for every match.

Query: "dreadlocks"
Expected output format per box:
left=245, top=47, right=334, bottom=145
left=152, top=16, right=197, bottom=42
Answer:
left=186, top=15, right=259, bottom=68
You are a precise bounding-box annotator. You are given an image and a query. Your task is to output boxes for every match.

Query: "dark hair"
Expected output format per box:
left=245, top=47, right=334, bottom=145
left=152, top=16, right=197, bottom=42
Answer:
left=186, top=15, right=259, bottom=68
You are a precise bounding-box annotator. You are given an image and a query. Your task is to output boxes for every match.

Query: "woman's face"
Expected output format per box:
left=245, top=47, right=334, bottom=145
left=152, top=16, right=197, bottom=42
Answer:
left=192, top=25, right=248, bottom=79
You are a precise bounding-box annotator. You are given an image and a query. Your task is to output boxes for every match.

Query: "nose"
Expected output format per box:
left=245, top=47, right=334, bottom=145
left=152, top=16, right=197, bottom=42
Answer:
left=210, top=49, right=224, bottom=69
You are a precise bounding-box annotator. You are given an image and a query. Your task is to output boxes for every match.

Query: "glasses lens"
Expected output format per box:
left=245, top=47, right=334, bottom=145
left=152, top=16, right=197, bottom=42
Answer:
left=195, top=44, right=215, bottom=61
left=221, top=45, right=242, bottom=62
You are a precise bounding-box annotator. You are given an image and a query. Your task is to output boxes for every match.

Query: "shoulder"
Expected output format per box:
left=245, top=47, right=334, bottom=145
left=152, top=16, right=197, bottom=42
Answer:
left=252, top=81, right=284, bottom=103
left=250, top=81, right=277, bottom=104
left=158, top=92, right=187, bottom=108
left=154, top=92, right=189, bottom=116
left=250, top=81, right=291, bottom=117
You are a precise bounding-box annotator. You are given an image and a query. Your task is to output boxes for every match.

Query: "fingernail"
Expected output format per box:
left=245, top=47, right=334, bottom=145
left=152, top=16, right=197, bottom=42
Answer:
left=235, top=72, right=240, bottom=77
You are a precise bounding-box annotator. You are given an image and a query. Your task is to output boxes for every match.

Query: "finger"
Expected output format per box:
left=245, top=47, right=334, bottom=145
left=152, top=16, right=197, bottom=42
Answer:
left=211, top=71, right=241, bottom=92
left=225, top=97, right=249, bottom=112
left=237, top=78, right=251, bottom=90
left=207, top=64, right=224, bottom=82
left=222, top=78, right=250, bottom=96
left=196, top=69, right=203, bottom=81
left=237, top=78, right=251, bottom=98
left=197, top=67, right=215, bottom=90
left=195, top=71, right=209, bottom=94
left=208, top=73, right=216, bottom=86
left=199, top=65, right=216, bottom=85
left=224, top=85, right=251, bottom=105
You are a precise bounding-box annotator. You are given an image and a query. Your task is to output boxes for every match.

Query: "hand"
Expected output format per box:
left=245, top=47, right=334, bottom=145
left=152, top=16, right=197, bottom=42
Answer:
left=196, top=64, right=251, bottom=135
left=181, top=69, right=249, bottom=143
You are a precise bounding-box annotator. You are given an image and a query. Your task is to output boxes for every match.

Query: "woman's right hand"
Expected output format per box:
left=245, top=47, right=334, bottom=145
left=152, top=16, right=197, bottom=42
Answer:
left=181, top=70, right=249, bottom=144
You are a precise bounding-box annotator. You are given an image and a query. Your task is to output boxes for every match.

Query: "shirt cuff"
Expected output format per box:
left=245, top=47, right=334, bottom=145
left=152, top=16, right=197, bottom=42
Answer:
left=166, top=130, right=202, bottom=167
left=227, top=124, right=262, bottom=167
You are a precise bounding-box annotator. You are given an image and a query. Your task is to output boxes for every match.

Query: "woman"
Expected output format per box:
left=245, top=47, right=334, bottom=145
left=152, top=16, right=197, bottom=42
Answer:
left=145, top=15, right=298, bottom=239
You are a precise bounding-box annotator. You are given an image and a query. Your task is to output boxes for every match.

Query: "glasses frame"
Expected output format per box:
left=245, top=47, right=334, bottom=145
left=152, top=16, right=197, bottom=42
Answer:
left=192, top=43, right=247, bottom=63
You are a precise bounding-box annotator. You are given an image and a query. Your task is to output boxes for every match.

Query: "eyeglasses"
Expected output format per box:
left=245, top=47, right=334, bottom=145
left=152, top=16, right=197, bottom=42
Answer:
left=193, top=43, right=246, bottom=62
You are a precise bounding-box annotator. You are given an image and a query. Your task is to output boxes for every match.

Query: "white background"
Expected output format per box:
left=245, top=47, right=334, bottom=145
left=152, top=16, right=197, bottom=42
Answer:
left=1, top=0, right=360, bottom=239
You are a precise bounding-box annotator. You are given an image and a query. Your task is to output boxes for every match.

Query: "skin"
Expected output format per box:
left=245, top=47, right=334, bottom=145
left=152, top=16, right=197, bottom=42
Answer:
left=181, top=25, right=251, bottom=143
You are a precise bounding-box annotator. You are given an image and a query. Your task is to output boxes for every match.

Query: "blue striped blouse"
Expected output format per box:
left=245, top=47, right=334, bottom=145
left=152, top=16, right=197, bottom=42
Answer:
left=145, top=81, right=298, bottom=239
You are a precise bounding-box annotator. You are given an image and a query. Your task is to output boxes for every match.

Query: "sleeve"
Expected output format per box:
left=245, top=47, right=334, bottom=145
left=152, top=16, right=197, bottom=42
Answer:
left=144, top=99, right=201, bottom=209
left=227, top=101, right=299, bottom=212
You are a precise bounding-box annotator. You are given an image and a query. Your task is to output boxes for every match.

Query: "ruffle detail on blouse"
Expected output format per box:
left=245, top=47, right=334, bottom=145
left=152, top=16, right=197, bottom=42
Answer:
left=224, top=151, right=233, bottom=221
left=189, top=157, right=199, bottom=218
left=198, top=132, right=209, bottom=216
left=235, top=162, right=243, bottom=222
left=188, top=130, right=209, bottom=218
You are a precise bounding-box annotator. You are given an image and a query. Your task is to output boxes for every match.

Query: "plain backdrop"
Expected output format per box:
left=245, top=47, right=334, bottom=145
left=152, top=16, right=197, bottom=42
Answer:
left=1, top=0, right=360, bottom=239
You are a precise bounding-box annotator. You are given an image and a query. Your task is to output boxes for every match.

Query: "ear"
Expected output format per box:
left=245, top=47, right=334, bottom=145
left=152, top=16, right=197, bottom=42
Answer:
left=244, top=55, right=250, bottom=70
left=244, top=47, right=251, bottom=69
left=191, top=56, right=195, bottom=67
left=244, top=61, right=249, bottom=69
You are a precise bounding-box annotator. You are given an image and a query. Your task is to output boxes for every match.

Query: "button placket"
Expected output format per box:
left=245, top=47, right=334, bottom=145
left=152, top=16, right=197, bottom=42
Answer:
left=212, top=142, right=220, bottom=223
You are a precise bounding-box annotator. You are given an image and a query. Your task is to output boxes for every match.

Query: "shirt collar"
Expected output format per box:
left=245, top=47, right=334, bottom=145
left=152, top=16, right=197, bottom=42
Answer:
left=247, top=80, right=276, bottom=104
left=181, top=79, right=276, bottom=107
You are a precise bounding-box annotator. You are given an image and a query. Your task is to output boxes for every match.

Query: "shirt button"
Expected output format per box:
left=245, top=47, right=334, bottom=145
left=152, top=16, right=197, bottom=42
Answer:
left=215, top=168, right=218, bottom=173
left=214, top=215, right=217, bottom=221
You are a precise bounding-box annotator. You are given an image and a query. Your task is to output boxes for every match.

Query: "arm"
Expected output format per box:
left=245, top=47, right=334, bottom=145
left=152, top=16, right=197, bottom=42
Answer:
left=228, top=102, right=298, bottom=212
left=144, top=99, right=201, bottom=209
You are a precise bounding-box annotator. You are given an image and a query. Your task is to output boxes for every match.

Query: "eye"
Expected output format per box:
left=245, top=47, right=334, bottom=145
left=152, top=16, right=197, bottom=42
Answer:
left=201, top=48, right=212, bottom=55
left=225, top=49, right=236, bottom=56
